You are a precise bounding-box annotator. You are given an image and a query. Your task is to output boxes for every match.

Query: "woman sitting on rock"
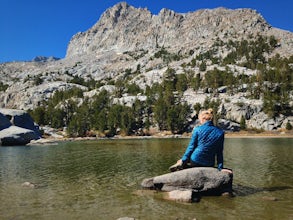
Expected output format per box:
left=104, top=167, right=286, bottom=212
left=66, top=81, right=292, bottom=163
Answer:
left=170, top=108, right=225, bottom=172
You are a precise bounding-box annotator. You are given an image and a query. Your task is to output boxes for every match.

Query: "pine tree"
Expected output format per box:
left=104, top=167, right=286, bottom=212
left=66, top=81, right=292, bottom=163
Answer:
left=286, top=122, right=292, bottom=130
left=240, top=116, right=246, bottom=130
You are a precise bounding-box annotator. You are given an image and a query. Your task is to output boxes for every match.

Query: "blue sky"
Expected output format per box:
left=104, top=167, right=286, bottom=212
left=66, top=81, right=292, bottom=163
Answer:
left=0, top=0, right=292, bottom=63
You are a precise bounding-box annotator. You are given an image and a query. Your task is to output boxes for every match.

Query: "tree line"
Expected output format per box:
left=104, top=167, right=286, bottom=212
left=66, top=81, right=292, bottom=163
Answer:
left=28, top=35, right=293, bottom=136
left=29, top=74, right=194, bottom=137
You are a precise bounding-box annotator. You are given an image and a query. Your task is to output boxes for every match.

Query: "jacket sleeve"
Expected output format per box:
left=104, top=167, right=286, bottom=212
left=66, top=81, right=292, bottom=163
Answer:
left=181, top=128, right=198, bottom=163
left=216, top=133, right=224, bottom=170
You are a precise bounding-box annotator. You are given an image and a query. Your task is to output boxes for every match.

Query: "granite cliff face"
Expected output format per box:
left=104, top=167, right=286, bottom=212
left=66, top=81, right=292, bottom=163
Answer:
left=0, top=2, right=292, bottom=131
left=66, top=3, right=291, bottom=58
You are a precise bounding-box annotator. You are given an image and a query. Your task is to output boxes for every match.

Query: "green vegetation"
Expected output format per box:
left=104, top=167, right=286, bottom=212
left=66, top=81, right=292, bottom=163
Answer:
left=286, top=122, right=292, bottom=130
left=28, top=35, right=292, bottom=137
left=154, top=47, right=183, bottom=63
left=29, top=87, right=83, bottom=129
left=240, top=116, right=247, bottom=130
left=186, top=35, right=292, bottom=117
left=69, top=75, right=97, bottom=90
left=33, top=75, right=43, bottom=86
left=0, top=82, right=8, bottom=92
left=29, top=68, right=193, bottom=137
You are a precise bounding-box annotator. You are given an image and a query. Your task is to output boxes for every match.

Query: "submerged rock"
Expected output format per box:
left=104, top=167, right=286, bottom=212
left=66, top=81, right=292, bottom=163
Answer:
left=141, top=167, right=233, bottom=202
left=165, top=189, right=194, bottom=203
left=21, top=181, right=36, bottom=188
left=117, top=218, right=136, bottom=220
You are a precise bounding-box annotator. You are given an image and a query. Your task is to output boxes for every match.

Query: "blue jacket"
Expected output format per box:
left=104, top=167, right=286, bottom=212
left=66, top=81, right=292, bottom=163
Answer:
left=181, top=121, right=224, bottom=170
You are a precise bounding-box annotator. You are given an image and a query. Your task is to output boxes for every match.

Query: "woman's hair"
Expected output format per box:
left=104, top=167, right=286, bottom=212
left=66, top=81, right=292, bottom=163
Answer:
left=199, top=108, right=213, bottom=121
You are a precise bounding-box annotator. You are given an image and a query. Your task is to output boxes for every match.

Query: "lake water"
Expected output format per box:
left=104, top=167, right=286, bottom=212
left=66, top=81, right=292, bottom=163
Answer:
left=0, top=138, right=292, bottom=220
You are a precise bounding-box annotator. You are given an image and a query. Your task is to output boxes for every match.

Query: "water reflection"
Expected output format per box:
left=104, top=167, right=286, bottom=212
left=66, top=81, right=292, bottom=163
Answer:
left=233, top=184, right=292, bottom=197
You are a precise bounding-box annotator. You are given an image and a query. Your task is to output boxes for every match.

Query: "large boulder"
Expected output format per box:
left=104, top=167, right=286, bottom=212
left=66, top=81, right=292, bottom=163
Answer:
left=141, top=167, right=233, bottom=202
left=0, top=126, right=39, bottom=146
left=218, top=119, right=240, bottom=132
left=0, top=112, right=11, bottom=130
left=0, top=109, right=41, bottom=146
left=0, top=109, right=40, bottom=135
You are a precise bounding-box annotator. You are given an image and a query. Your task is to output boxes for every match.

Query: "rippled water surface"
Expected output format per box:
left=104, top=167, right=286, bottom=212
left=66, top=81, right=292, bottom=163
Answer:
left=0, top=138, right=292, bottom=220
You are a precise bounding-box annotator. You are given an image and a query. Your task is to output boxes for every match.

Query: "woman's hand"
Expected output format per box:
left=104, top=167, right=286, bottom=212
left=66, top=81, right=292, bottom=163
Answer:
left=176, top=159, right=183, bottom=166
left=169, top=159, right=183, bottom=172
left=221, top=168, right=233, bottom=174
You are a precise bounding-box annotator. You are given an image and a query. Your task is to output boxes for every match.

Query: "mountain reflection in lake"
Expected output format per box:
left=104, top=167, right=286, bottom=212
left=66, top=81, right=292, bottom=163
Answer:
left=0, top=138, right=292, bottom=220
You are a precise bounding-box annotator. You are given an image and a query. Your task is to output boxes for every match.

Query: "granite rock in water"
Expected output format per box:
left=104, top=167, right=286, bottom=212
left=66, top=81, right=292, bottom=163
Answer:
left=141, top=167, right=233, bottom=202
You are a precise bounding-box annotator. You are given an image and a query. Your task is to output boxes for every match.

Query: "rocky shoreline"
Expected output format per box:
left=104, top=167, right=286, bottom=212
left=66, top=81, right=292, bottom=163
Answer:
left=225, top=131, right=293, bottom=138
left=28, top=130, right=293, bottom=146
left=1, top=108, right=292, bottom=146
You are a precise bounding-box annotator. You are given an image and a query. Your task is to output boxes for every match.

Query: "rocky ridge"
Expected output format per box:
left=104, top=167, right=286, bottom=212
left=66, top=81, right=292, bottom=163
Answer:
left=66, top=3, right=292, bottom=58
left=0, top=2, right=292, bottom=132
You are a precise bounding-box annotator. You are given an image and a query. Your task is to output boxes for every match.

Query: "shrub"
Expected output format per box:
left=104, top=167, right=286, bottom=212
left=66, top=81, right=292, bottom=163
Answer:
left=286, top=122, right=292, bottom=130
left=0, top=82, right=8, bottom=91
